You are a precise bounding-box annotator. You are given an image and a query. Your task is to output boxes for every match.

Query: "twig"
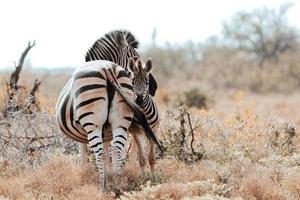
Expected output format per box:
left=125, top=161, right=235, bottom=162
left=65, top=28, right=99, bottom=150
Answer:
left=179, top=106, right=186, bottom=161
left=186, top=111, right=195, bottom=154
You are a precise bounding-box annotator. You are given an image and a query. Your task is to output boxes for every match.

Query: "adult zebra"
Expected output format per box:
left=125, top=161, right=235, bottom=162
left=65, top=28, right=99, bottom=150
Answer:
left=128, top=57, right=160, bottom=173
left=85, top=30, right=158, bottom=97
left=56, top=61, right=160, bottom=191
left=83, top=30, right=159, bottom=168
left=56, top=30, right=161, bottom=191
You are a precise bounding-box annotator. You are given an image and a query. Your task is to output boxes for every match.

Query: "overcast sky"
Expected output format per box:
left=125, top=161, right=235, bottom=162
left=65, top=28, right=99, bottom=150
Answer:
left=0, top=0, right=299, bottom=68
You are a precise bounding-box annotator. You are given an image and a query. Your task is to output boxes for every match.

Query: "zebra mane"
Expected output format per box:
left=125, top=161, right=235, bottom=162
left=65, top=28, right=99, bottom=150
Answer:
left=85, top=30, right=139, bottom=62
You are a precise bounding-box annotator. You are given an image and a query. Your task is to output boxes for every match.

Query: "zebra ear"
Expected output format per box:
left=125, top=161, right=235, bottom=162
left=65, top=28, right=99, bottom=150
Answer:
left=137, top=59, right=142, bottom=71
left=149, top=73, right=158, bottom=96
left=145, top=58, right=153, bottom=73
left=115, top=31, right=128, bottom=47
left=132, top=56, right=139, bottom=62
left=129, top=57, right=137, bottom=74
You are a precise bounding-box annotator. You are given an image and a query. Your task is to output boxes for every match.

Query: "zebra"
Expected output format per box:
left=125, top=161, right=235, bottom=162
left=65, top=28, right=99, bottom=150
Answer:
left=85, top=30, right=158, bottom=97
left=58, top=30, right=140, bottom=162
left=80, top=30, right=142, bottom=163
left=83, top=30, right=159, bottom=168
left=56, top=60, right=161, bottom=191
left=56, top=30, right=161, bottom=191
left=127, top=57, right=160, bottom=173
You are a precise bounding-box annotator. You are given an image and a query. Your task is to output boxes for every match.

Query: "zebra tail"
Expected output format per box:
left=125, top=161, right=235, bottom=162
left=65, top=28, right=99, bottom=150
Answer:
left=106, top=70, right=162, bottom=152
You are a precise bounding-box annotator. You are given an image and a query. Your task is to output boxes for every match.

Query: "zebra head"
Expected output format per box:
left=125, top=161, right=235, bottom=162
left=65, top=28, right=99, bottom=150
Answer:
left=85, top=30, right=158, bottom=97
left=129, top=57, right=153, bottom=105
left=85, top=30, right=139, bottom=71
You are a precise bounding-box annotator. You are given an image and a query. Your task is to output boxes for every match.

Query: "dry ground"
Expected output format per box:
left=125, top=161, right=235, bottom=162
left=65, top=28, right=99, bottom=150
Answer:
left=0, top=73, right=300, bottom=199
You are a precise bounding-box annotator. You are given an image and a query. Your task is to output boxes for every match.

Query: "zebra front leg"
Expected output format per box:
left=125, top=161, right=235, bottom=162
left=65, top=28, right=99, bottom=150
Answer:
left=111, top=127, right=128, bottom=173
left=133, top=133, right=147, bottom=173
left=87, top=128, right=106, bottom=191
left=148, top=126, right=158, bottom=173
left=148, top=141, right=155, bottom=173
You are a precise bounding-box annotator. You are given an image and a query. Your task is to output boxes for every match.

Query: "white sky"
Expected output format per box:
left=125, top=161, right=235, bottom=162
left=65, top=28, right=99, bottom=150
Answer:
left=0, top=0, right=299, bottom=68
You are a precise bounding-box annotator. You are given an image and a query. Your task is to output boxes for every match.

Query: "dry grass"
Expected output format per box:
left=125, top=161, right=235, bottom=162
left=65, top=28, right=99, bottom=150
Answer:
left=0, top=156, right=110, bottom=199
left=67, top=185, right=113, bottom=200
left=239, top=170, right=285, bottom=200
left=1, top=69, right=300, bottom=199
left=26, top=157, right=84, bottom=198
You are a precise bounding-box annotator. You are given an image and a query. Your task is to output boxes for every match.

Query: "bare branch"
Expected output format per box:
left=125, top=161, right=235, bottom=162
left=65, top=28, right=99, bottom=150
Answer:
left=179, top=106, right=186, bottom=161
left=9, top=41, right=36, bottom=90
left=30, top=78, right=41, bottom=96
left=186, top=111, right=195, bottom=154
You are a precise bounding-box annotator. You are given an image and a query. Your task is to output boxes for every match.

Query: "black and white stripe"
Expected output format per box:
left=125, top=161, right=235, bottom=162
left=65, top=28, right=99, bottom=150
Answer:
left=85, top=30, right=139, bottom=71
left=86, top=30, right=158, bottom=97
left=128, top=58, right=160, bottom=173
left=56, top=61, right=161, bottom=191
left=56, top=61, right=134, bottom=191
left=57, top=30, right=138, bottom=191
left=56, top=30, right=161, bottom=191
left=57, top=30, right=139, bottom=141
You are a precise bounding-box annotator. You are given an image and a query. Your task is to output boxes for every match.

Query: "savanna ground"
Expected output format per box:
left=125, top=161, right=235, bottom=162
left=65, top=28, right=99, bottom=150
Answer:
left=0, top=72, right=300, bottom=200
left=1, top=4, right=300, bottom=200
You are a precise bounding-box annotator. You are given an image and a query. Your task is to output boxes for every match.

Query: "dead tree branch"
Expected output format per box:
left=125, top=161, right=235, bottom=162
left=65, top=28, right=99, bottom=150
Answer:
left=24, top=79, right=42, bottom=114
left=186, top=111, right=195, bottom=154
left=179, top=106, right=186, bottom=161
left=3, top=41, right=39, bottom=117
left=29, top=79, right=41, bottom=96
left=9, top=41, right=36, bottom=90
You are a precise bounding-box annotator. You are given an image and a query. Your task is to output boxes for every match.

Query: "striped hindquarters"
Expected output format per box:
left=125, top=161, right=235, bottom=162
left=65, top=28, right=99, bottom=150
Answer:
left=56, top=79, right=88, bottom=143
left=56, top=61, right=134, bottom=144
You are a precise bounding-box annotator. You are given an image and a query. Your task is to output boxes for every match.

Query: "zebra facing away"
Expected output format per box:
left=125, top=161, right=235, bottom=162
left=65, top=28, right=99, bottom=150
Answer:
left=56, top=60, right=161, bottom=191
left=58, top=30, right=140, bottom=162
left=56, top=30, right=161, bottom=191
left=82, top=29, right=159, bottom=167
left=127, top=57, right=160, bottom=173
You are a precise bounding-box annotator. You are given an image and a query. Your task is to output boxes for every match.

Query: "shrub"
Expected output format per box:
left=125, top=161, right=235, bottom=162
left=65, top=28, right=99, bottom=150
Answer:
left=179, top=87, right=210, bottom=109
left=160, top=106, right=205, bottom=163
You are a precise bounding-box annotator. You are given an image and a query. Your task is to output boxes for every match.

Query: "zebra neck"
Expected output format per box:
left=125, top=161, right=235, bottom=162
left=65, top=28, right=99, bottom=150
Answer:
left=140, top=94, right=154, bottom=111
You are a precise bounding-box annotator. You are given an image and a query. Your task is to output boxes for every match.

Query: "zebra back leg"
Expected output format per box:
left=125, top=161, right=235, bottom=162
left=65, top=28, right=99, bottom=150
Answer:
left=108, top=70, right=134, bottom=172
left=87, top=128, right=106, bottom=191
left=74, top=78, right=109, bottom=191
left=108, top=93, right=133, bottom=173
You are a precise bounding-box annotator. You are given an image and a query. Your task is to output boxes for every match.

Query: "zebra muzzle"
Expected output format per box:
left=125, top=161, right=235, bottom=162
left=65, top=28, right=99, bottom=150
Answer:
left=135, top=95, right=143, bottom=105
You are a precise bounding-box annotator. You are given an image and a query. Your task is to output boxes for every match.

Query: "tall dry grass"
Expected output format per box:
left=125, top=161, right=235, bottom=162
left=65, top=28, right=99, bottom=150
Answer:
left=1, top=58, right=300, bottom=199
left=0, top=90, right=299, bottom=199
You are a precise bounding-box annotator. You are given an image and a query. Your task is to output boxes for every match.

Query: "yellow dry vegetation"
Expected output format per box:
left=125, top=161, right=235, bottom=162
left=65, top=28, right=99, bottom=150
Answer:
left=0, top=71, right=300, bottom=199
